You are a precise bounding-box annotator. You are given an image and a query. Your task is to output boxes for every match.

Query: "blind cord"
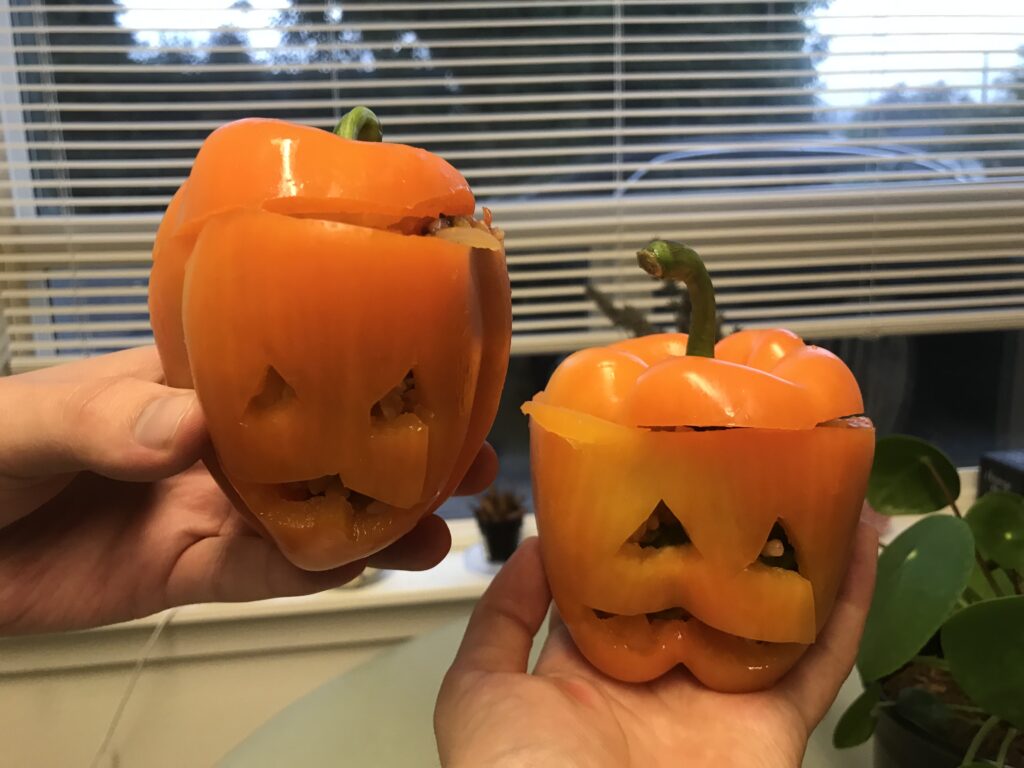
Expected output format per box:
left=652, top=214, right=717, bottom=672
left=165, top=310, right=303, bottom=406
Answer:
left=88, top=608, right=177, bottom=768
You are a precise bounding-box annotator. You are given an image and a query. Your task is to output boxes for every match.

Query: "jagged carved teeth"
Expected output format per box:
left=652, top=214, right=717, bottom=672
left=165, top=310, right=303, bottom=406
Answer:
left=276, top=475, right=377, bottom=512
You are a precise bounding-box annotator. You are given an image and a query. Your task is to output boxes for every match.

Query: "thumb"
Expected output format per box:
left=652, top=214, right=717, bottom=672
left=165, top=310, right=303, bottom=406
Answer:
left=0, top=374, right=207, bottom=481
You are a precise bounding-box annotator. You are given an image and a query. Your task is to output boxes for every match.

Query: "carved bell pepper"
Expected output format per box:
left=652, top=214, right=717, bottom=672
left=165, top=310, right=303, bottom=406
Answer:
left=524, top=241, right=873, bottom=692
left=149, top=108, right=511, bottom=571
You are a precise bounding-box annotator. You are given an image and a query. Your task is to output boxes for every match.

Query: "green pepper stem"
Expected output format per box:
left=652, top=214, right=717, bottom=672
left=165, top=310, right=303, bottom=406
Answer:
left=334, top=106, right=383, bottom=142
left=636, top=240, right=717, bottom=358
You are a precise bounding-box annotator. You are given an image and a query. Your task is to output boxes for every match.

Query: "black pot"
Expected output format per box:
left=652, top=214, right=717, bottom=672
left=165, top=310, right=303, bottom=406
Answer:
left=873, top=707, right=964, bottom=768
left=479, top=518, right=523, bottom=562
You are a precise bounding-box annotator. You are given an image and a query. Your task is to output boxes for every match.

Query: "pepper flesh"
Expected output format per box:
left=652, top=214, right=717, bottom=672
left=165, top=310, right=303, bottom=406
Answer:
left=524, top=329, right=874, bottom=691
left=149, top=116, right=511, bottom=571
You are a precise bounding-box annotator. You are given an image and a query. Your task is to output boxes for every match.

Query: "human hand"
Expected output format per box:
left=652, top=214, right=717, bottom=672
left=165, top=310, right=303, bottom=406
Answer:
left=435, top=521, right=879, bottom=767
left=0, top=347, right=496, bottom=635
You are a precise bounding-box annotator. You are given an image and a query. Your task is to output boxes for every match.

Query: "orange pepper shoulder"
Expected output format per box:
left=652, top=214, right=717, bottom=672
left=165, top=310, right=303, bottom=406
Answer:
left=540, top=330, right=863, bottom=429
left=171, top=118, right=475, bottom=237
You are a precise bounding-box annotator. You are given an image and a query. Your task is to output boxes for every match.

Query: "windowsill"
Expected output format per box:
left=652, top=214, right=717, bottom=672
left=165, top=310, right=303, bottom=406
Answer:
left=0, top=466, right=978, bottom=677
left=0, top=515, right=537, bottom=676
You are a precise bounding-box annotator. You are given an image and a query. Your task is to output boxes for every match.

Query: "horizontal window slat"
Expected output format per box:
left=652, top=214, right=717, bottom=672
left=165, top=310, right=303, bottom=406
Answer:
left=512, top=263, right=1024, bottom=300
left=15, top=70, right=1024, bottom=113
left=4, top=166, right=1023, bottom=199
left=6, top=125, right=1024, bottom=159
left=12, top=0, right=1019, bottom=12
left=509, top=294, right=1024, bottom=333
left=14, top=78, right=1024, bottom=98
left=507, top=308, right=1024, bottom=355
left=9, top=1, right=1022, bottom=13
left=9, top=140, right=1024, bottom=178
left=3, top=217, right=1020, bottom=251
left=6, top=259, right=1020, bottom=292
left=3, top=188, right=1022, bottom=234
left=6, top=207, right=1015, bottom=246
left=511, top=279, right=1024, bottom=318
left=3, top=58, right=1020, bottom=79
left=8, top=108, right=1024, bottom=142
left=12, top=15, right=1024, bottom=33
left=5, top=194, right=1019, bottom=233
left=3, top=303, right=150, bottom=319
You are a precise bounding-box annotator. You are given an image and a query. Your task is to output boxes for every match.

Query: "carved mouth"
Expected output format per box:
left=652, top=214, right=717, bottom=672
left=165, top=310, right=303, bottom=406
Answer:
left=589, top=606, right=775, bottom=646
left=274, top=474, right=385, bottom=514
left=593, top=607, right=694, bottom=624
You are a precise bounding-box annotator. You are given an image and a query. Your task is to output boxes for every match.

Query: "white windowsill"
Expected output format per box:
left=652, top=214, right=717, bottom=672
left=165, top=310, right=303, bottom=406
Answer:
left=0, top=466, right=978, bottom=677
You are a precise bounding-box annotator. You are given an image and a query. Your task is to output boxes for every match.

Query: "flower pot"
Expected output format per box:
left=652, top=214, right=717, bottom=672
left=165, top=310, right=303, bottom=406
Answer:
left=478, top=518, right=523, bottom=563
left=873, top=706, right=967, bottom=768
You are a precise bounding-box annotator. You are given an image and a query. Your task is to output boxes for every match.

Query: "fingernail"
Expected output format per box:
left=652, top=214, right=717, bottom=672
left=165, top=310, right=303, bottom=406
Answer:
left=134, top=393, right=196, bottom=450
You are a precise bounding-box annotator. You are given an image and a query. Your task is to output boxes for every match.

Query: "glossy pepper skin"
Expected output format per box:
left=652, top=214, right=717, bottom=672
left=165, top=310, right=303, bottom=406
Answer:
left=523, top=242, right=873, bottom=692
left=149, top=112, right=511, bottom=571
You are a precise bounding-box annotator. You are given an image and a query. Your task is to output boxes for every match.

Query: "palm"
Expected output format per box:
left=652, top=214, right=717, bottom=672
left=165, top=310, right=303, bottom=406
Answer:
left=0, top=465, right=323, bottom=633
left=436, top=528, right=878, bottom=767
left=453, top=639, right=804, bottom=767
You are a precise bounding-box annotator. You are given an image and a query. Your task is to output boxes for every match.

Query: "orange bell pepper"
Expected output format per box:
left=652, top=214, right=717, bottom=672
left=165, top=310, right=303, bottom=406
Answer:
left=149, top=108, right=511, bottom=571
left=523, top=241, right=873, bottom=692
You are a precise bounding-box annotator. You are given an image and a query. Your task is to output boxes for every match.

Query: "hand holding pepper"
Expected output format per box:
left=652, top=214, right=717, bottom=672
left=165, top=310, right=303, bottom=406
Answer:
left=0, top=347, right=496, bottom=635
left=435, top=523, right=878, bottom=768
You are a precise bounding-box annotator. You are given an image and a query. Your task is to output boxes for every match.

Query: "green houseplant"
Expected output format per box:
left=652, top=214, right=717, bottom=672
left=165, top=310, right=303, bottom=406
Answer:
left=834, top=435, right=1024, bottom=767
left=472, top=487, right=527, bottom=563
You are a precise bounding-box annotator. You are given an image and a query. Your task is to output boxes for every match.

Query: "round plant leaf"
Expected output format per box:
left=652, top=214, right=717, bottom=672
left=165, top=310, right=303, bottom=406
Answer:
left=966, top=491, right=1024, bottom=574
left=941, top=595, right=1024, bottom=731
left=868, top=435, right=960, bottom=516
left=858, top=516, right=975, bottom=682
left=833, top=683, right=881, bottom=748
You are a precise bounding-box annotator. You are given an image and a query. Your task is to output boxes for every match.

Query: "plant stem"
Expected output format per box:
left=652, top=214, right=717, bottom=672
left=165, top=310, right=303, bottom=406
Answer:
left=996, top=727, right=1018, bottom=768
left=584, top=283, right=658, bottom=337
left=921, top=455, right=1005, bottom=598
left=921, top=455, right=963, bottom=518
left=635, top=240, right=717, bottom=358
left=334, top=106, right=383, bottom=142
left=962, top=715, right=1000, bottom=766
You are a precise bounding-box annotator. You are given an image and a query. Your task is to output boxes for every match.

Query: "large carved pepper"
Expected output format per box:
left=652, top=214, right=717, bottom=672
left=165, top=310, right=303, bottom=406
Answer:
left=149, top=108, right=511, bottom=571
left=523, top=241, right=873, bottom=692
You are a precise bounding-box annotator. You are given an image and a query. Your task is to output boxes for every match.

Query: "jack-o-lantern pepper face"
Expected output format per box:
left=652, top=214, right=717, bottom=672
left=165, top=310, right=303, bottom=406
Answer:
left=149, top=108, right=511, bottom=571
left=523, top=242, right=873, bottom=692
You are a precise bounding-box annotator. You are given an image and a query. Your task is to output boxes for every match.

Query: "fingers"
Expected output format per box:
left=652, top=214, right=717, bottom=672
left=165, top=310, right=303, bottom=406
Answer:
left=164, top=533, right=368, bottom=608
left=20, top=346, right=167, bottom=385
left=367, top=514, right=452, bottom=571
left=778, top=520, right=880, bottom=728
left=0, top=360, right=206, bottom=482
left=448, top=536, right=551, bottom=675
left=453, top=442, right=499, bottom=496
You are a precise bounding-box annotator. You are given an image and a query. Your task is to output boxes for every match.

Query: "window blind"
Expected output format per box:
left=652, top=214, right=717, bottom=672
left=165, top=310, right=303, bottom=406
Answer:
left=1, top=0, right=1022, bottom=373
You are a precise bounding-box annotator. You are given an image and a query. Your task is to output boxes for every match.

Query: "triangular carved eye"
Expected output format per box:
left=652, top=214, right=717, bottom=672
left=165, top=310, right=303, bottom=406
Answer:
left=759, top=521, right=799, bottom=572
left=371, top=370, right=418, bottom=423
left=246, top=366, right=296, bottom=415
left=625, top=500, right=691, bottom=549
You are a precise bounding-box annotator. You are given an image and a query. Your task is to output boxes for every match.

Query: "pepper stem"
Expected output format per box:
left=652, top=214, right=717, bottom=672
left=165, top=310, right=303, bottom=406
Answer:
left=334, top=106, right=383, bottom=142
left=636, top=240, right=717, bottom=358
